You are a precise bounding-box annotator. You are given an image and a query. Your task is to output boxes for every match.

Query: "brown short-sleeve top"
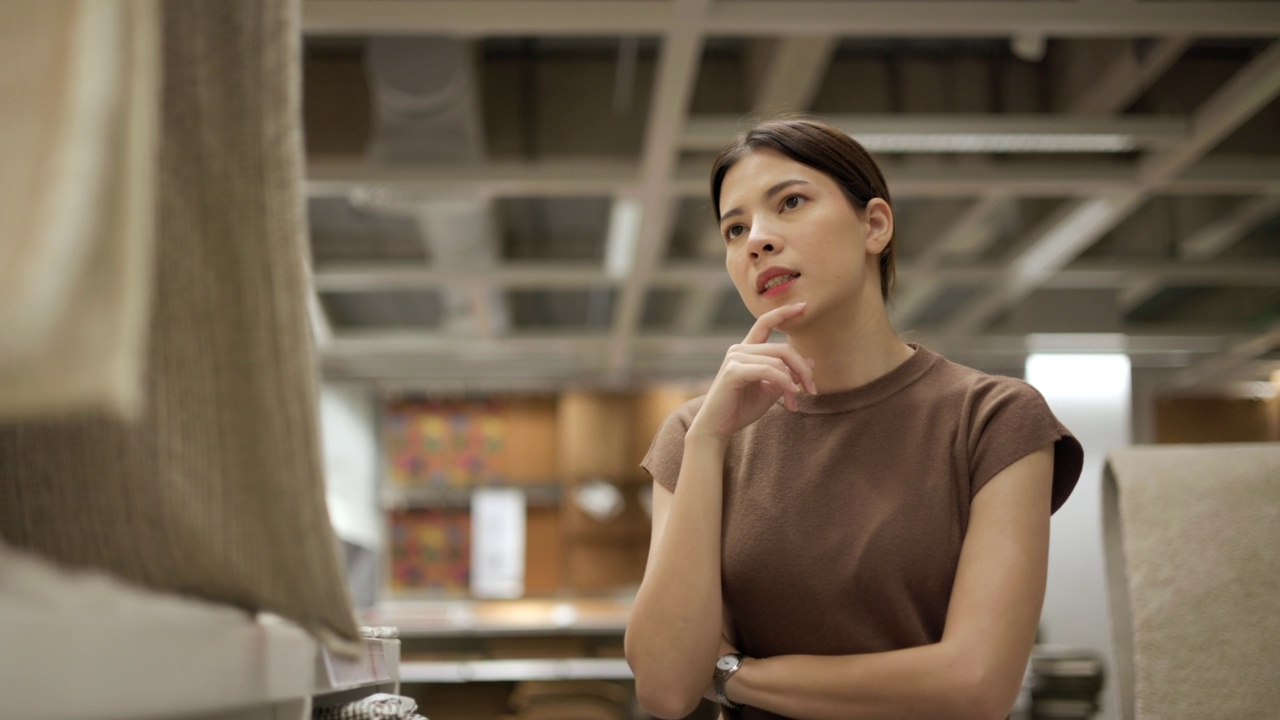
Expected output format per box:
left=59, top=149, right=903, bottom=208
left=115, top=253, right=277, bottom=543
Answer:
left=640, top=345, right=1083, bottom=720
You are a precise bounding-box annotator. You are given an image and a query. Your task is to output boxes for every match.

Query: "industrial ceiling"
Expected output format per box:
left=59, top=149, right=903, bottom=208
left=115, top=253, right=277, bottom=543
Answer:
left=300, top=1, right=1280, bottom=396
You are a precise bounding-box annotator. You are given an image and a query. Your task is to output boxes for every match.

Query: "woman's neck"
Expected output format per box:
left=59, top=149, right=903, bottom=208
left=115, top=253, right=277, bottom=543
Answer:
left=786, top=294, right=914, bottom=395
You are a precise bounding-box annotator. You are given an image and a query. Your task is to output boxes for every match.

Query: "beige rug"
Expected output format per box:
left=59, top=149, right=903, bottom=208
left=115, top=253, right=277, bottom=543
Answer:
left=0, top=1, right=157, bottom=419
left=0, top=0, right=359, bottom=653
left=1104, top=443, right=1280, bottom=719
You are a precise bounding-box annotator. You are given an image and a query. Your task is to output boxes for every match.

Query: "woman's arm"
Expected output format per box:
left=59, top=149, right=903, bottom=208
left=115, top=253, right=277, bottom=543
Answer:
left=625, top=442, right=729, bottom=719
left=723, top=444, right=1055, bottom=720
left=625, top=303, right=816, bottom=719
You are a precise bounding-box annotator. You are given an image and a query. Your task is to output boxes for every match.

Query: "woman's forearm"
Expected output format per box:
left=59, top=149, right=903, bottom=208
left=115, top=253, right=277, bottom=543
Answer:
left=625, top=430, right=731, bottom=719
left=730, top=641, right=1014, bottom=720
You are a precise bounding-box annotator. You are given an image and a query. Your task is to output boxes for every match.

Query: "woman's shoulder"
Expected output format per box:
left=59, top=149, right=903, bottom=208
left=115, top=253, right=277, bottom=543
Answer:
left=645, top=394, right=707, bottom=449
left=924, top=349, right=1047, bottom=404
left=664, top=394, right=706, bottom=429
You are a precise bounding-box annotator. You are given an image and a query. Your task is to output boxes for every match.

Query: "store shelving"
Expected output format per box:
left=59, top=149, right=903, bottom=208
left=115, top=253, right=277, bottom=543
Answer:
left=401, top=657, right=632, bottom=683
left=364, top=597, right=632, bottom=638
left=1, top=544, right=400, bottom=720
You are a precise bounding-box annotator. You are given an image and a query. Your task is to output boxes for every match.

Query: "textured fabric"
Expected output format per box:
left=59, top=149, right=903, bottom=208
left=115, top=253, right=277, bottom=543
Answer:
left=642, top=345, right=1083, bottom=720
left=1103, top=444, right=1280, bottom=720
left=0, top=1, right=158, bottom=419
left=0, top=0, right=360, bottom=652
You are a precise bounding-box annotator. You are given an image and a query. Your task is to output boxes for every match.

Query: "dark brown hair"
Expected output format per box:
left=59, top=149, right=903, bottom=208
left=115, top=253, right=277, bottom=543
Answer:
left=710, top=117, right=896, bottom=300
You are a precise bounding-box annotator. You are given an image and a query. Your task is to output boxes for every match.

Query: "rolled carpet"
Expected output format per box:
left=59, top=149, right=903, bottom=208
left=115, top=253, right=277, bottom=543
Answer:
left=1103, top=443, right=1280, bottom=719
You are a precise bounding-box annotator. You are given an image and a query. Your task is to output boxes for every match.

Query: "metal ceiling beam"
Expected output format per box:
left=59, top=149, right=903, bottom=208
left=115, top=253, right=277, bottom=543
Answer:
left=606, top=0, right=710, bottom=378
left=862, top=33, right=1193, bottom=333
left=1065, top=37, right=1192, bottom=116
left=1173, top=323, right=1280, bottom=388
left=303, top=1, right=672, bottom=36
left=947, top=41, right=1280, bottom=340
left=303, top=1, right=1280, bottom=38
left=319, top=331, right=1238, bottom=385
left=1054, top=260, right=1280, bottom=289
left=747, top=36, right=838, bottom=116
left=1181, top=195, right=1280, bottom=260
left=897, top=33, right=1172, bottom=331
left=1138, top=42, right=1280, bottom=188
left=914, top=196, right=1015, bottom=269
left=1121, top=194, right=1280, bottom=313
left=312, top=259, right=1280, bottom=293
left=323, top=331, right=610, bottom=360
left=892, top=195, right=1014, bottom=326
left=709, top=2, right=1280, bottom=37
left=682, top=113, right=1189, bottom=153
left=307, top=158, right=640, bottom=198
left=305, top=155, right=1280, bottom=200
left=1170, top=156, right=1280, bottom=195
left=677, top=158, right=1280, bottom=197
left=314, top=264, right=619, bottom=292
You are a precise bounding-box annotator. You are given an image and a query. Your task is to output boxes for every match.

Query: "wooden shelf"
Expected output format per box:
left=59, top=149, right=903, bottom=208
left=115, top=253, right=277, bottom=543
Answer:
left=382, top=483, right=563, bottom=509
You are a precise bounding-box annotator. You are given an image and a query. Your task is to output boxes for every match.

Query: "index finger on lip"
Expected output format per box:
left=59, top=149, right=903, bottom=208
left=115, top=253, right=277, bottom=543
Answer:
left=743, top=303, right=806, bottom=345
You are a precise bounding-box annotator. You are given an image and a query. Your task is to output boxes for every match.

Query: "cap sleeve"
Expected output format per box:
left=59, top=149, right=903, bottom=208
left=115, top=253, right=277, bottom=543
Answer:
left=639, top=397, right=703, bottom=493
left=968, top=378, right=1084, bottom=514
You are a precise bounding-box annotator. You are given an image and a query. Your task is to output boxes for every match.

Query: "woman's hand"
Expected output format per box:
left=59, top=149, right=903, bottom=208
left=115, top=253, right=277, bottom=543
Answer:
left=690, top=302, right=817, bottom=444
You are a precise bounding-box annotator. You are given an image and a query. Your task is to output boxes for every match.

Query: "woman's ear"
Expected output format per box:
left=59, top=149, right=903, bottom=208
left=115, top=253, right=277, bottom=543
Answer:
left=863, top=198, right=893, bottom=255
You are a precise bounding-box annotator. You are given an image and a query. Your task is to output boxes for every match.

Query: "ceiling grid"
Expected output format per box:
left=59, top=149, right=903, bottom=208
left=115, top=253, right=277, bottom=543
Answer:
left=301, top=0, right=1280, bottom=392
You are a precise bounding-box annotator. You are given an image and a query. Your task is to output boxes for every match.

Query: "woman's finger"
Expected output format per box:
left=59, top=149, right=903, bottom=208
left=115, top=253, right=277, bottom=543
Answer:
left=724, top=364, right=801, bottom=410
left=742, top=302, right=806, bottom=345
left=724, top=351, right=791, bottom=378
left=725, top=342, right=816, bottom=395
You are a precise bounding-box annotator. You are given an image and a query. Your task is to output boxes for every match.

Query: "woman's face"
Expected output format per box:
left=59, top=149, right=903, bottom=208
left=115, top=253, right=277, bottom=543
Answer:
left=717, top=148, right=891, bottom=326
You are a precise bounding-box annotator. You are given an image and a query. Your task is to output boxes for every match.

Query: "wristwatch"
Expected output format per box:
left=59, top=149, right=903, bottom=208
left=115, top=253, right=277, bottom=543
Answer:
left=713, top=652, right=744, bottom=710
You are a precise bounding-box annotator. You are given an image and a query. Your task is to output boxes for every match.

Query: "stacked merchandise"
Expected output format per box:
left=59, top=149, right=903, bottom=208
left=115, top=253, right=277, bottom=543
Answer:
left=314, top=693, right=425, bottom=720
left=383, top=397, right=557, bottom=595
left=382, top=389, right=696, bottom=598
left=1027, top=648, right=1106, bottom=719
left=388, top=508, right=470, bottom=592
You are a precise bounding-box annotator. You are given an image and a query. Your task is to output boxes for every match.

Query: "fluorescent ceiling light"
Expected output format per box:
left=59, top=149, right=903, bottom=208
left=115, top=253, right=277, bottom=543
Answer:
left=856, top=133, right=1137, bottom=154
left=682, top=115, right=1184, bottom=155
left=605, top=198, right=643, bottom=280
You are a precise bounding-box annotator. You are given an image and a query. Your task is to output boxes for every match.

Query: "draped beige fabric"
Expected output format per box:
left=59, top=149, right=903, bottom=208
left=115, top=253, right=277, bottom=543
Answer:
left=0, top=1, right=157, bottom=418
left=1103, top=443, right=1280, bottom=719
left=0, top=0, right=360, bottom=653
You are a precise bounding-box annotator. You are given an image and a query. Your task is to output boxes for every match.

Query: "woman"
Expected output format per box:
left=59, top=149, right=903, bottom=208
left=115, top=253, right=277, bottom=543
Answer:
left=623, top=117, right=1083, bottom=720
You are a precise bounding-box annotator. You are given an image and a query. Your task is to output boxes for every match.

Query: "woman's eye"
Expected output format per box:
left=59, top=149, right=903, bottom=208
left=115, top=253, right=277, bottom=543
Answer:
left=723, top=224, right=744, bottom=240
left=782, top=195, right=804, bottom=210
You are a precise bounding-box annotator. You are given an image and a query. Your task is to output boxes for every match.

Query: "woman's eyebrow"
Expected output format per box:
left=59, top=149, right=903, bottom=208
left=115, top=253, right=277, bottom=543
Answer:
left=719, top=179, right=812, bottom=222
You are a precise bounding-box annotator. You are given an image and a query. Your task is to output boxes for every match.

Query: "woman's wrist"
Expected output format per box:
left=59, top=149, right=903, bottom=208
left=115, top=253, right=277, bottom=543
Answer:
left=724, top=654, right=756, bottom=708
left=685, top=420, right=731, bottom=454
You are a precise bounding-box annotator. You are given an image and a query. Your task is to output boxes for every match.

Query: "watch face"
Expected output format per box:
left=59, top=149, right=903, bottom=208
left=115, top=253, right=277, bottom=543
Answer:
left=716, top=655, right=737, bottom=671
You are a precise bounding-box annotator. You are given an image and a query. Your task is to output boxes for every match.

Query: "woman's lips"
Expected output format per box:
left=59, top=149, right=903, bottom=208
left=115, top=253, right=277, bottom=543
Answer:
left=760, top=273, right=799, bottom=297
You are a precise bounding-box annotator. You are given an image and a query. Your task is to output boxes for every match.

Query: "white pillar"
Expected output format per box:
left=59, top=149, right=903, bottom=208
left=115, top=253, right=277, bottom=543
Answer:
left=1025, top=353, right=1132, bottom=720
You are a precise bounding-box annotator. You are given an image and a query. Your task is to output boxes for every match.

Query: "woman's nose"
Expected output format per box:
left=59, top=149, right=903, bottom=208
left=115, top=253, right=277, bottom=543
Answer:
left=746, top=223, right=779, bottom=257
